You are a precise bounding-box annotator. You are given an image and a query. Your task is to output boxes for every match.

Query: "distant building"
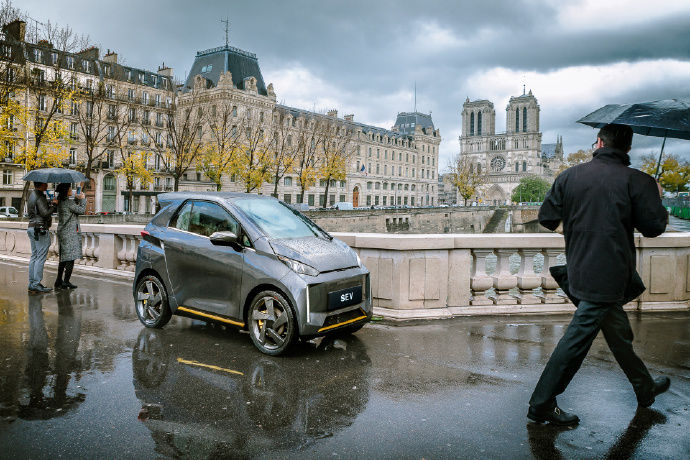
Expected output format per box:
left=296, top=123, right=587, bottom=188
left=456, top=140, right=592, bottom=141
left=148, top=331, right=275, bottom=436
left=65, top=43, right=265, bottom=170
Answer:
left=0, top=19, right=441, bottom=212
left=458, top=90, right=563, bottom=204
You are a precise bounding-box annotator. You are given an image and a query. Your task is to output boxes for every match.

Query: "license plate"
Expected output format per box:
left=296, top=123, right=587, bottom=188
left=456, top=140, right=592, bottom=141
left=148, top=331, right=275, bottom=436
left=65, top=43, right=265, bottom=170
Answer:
left=327, top=285, right=363, bottom=311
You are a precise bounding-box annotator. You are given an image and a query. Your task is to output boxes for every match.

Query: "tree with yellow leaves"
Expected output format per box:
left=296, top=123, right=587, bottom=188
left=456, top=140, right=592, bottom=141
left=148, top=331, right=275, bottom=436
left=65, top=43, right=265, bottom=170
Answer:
left=447, top=153, right=487, bottom=205
left=117, top=150, right=152, bottom=213
left=294, top=115, right=329, bottom=203
left=197, top=100, right=242, bottom=191
left=0, top=80, right=74, bottom=213
left=319, top=119, right=353, bottom=207
left=268, top=107, right=299, bottom=197
left=640, top=153, right=690, bottom=194
left=230, top=110, right=273, bottom=193
left=556, top=149, right=593, bottom=175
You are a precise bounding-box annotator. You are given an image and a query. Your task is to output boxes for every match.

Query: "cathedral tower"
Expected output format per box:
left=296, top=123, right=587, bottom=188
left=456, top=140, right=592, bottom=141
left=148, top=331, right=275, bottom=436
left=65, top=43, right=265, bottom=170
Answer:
left=506, top=89, right=539, bottom=134
left=461, top=98, right=496, bottom=137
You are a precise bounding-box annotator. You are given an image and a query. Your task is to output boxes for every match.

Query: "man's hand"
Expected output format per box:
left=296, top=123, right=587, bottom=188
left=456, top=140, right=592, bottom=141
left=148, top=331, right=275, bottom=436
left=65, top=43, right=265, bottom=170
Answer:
left=76, top=193, right=85, bottom=200
left=50, top=199, right=58, bottom=206
left=656, top=180, right=663, bottom=198
left=555, top=222, right=564, bottom=235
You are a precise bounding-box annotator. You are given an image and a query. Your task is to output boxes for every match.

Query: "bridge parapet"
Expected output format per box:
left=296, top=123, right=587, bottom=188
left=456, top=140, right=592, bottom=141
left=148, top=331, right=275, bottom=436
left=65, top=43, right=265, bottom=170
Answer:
left=1, top=222, right=688, bottom=318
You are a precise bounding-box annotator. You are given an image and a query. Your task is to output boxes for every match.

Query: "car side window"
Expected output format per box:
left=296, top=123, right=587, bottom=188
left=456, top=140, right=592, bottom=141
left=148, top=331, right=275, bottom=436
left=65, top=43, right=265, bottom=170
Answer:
left=169, top=201, right=193, bottom=232
left=189, top=201, right=239, bottom=237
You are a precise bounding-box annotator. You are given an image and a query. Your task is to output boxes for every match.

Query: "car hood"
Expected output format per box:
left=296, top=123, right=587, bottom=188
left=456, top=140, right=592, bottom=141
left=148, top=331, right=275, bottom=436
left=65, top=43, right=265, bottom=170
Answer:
left=269, top=236, right=359, bottom=273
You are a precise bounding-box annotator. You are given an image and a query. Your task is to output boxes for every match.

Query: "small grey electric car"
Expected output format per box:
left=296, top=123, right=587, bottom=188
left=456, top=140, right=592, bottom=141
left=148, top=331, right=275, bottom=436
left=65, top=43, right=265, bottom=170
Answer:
left=133, top=192, right=371, bottom=355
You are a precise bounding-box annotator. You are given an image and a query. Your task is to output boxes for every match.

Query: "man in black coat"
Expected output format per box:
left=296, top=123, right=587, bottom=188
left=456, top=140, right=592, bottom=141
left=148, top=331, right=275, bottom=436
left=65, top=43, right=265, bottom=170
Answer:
left=527, top=124, right=670, bottom=426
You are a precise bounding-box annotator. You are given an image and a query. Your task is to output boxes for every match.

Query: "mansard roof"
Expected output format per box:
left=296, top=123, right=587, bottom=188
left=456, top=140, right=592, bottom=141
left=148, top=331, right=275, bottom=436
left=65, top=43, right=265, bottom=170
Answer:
left=393, top=112, right=435, bottom=135
left=184, top=45, right=267, bottom=95
left=5, top=35, right=174, bottom=90
left=276, top=105, right=414, bottom=141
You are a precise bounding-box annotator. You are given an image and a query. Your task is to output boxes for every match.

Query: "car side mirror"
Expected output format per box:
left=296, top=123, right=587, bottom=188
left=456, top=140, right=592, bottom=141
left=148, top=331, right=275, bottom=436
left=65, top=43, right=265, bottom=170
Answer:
left=210, top=231, right=239, bottom=246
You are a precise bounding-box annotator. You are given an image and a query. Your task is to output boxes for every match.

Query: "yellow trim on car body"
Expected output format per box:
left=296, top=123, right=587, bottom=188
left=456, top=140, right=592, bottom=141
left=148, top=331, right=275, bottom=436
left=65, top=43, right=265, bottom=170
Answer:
left=177, top=306, right=245, bottom=327
left=177, top=357, right=244, bottom=375
left=317, top=315, right=368, bottom=332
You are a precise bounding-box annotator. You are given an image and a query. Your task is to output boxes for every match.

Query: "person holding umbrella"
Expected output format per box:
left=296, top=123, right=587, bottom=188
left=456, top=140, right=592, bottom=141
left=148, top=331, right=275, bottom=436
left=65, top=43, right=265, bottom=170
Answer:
left=528, top=123, right=670, bottom=426
left=26, top=181, right=58, bottom=293
left=54, top=183, right=86, bottom=290
left=23, top=168, right=88, bottom=294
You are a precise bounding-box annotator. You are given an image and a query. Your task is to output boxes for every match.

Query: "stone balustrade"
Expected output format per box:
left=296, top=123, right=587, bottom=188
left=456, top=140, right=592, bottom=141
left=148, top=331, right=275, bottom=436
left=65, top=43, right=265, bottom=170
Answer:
left=1, top=221, right=688, bottom=318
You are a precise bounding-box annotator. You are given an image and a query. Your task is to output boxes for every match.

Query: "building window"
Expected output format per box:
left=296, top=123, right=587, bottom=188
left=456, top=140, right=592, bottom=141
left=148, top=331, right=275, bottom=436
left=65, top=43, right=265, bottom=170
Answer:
left=470, top=112, right=474, bottom=136
left=232, top=106, right=238, bottom=117
left=38, top=94, right=46, bottom=111
left=366, top=195, right=371, bottom=206
left=283, top=194, right=291, bottom=204
left=128, top=89, right=135, bottom=101
left=3, top=169, right=12, bottom=185
left=308, top=194, right=315, bottom=206
left=284, top=176, right=292, bottom=186
left=523, top=160, right=527, bottom=171
left=477, top=112, right=482, bottom=136
left=143, top=91, right=149, bottom=105
left=515, top=162, right=519, bottom=172
left=523, top=107, right=527, bottom=132
left=69, top=148, right=77, bottom=165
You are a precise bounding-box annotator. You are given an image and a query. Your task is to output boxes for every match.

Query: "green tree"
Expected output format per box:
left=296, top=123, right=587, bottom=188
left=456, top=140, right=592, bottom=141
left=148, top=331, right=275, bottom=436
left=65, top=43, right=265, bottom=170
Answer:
left=511, top=175, right=551, bottom=203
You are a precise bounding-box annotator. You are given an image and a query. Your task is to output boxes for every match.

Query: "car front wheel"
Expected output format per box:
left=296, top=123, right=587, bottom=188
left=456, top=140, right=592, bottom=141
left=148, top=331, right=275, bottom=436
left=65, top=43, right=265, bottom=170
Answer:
left=135, top=274, right=172, bottom=328
left=248, top=290, right=297, bottom=356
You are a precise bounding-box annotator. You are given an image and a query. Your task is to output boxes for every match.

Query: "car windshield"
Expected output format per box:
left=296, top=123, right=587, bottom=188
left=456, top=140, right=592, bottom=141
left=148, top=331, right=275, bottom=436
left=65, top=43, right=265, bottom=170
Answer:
left=234, top=198, right=322, bottom=239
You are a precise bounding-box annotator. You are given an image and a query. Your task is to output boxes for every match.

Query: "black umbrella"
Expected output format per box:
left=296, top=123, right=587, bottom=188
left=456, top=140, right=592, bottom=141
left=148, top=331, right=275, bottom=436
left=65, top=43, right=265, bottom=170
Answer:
left=577, top=98, right=690, bottom=177
left=22, top=168, right=87, bottom=184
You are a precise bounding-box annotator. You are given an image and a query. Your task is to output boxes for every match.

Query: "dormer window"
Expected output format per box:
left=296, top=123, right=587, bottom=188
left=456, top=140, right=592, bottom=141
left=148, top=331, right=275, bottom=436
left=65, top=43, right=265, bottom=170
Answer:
left=51, top=52, right=58, bottom=65
left=34, top=49, right=42, bottom=62
left=82, top=60, right=91, bottom=72
left=66, top=56, right=74, bottom=69
left=200, top=64, right=213, bottom=73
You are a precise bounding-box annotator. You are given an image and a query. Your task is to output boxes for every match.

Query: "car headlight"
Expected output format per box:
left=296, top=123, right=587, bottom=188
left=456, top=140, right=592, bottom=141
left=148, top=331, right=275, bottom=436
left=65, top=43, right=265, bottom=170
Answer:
left=278, top=255, right=320, bottom=277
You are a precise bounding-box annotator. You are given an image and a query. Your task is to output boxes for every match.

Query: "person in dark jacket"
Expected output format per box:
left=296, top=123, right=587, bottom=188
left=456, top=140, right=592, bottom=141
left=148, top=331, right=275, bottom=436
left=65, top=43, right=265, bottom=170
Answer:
left=26, top=182, right=57, bottom=293
left=527, top=124, right=670, bottom=426
left=54, top=183, right=86, bottom=289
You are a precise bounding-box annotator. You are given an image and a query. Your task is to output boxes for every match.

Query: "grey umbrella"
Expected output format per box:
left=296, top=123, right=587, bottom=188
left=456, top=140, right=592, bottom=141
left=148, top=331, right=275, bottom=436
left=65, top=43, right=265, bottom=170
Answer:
left=577, top=98, right=690, bottom=177
left=22, top=168, right=87, bottom=184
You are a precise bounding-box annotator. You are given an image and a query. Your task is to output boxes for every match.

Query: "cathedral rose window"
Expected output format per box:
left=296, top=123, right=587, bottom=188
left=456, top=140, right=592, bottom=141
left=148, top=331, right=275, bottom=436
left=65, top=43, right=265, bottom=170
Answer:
left=490, top=155, right=506, bottom=172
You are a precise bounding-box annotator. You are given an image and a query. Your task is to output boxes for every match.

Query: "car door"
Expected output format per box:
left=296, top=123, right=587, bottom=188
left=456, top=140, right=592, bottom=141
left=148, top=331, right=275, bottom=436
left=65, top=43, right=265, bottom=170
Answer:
left=163, top=200, right=245, bottom=320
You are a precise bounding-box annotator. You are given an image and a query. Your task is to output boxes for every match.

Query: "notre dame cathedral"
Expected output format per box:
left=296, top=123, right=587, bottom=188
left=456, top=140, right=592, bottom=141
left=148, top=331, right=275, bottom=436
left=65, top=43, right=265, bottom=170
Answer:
left=459, top=90, right=563, bottom=204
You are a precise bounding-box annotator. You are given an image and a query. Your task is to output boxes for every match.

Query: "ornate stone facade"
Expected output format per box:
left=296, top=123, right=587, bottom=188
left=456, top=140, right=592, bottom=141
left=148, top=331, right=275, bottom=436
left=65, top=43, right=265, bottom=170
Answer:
left=459, top=91, right=562, bottom=204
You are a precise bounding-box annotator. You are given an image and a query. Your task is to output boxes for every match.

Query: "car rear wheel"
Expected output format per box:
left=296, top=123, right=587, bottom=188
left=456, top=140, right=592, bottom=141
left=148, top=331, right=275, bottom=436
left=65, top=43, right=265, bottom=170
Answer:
left=135, top=274, right=172, bottom=328
left=248, top=290, right=297, bottom=356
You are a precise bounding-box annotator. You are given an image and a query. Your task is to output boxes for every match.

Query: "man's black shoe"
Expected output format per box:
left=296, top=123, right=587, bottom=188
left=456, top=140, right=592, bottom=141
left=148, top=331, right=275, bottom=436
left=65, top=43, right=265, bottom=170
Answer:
left=54, top=281, right=65, bottom=290
left=527, top=406, right=579, bottom=426
left=638, top=377, right=670, bottom=408
left=63, top=281, right=78, bottom=289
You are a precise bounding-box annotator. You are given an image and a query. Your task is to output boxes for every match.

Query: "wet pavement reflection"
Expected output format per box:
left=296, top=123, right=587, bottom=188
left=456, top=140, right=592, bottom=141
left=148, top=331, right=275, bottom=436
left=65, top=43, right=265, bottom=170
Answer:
left=0, top=260, right=688, bottom=459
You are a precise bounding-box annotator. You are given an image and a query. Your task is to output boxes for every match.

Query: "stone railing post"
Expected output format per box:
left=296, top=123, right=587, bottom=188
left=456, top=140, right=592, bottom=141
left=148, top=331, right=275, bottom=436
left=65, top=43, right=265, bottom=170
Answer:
left=541, top=248, right=565, bottom=304
left=517, top=249, right=541, bottom=304
left=471, top=249, right=494, bottom=305
left=492, top=249, right=518, bottom=304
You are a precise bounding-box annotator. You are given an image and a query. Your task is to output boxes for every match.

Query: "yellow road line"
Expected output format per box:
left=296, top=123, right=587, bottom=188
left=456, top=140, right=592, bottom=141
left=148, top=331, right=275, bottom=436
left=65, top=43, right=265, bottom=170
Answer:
left=318, top=315, right=368, bottom=332
left=177, top=357, right=244, bottom=376
left=177, top=306, right=244, bottom=327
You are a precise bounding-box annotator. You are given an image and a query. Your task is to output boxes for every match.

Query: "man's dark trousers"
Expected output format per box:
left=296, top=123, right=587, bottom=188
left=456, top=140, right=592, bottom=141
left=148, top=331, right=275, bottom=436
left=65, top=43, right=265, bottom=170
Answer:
left=529, top=300, right=654, bottom=410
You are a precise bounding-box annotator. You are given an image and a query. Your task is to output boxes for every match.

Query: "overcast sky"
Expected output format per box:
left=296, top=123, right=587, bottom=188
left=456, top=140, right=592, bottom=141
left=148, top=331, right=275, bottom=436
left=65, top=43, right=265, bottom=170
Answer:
left=20, top=0, right=690, bottom=170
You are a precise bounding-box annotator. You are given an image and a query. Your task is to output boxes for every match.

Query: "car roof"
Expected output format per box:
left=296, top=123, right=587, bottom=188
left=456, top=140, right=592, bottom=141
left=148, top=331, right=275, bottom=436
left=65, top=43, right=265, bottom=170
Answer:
left=157, top=192, right=276, bottom=206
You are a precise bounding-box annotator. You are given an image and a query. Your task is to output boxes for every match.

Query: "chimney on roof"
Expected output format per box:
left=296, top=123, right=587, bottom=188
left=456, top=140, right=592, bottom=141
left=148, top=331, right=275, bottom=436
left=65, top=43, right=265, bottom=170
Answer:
left=103, top=49, right=118, bottom=64
left=77, top=46, right=99, bottom=60
left=157, top=62, right=173, bottom=78
left=327, top=109, right=338, bottom=118
left=2, top=20, right=26, bottom=42
left=344, top=114, right=354, bottom=122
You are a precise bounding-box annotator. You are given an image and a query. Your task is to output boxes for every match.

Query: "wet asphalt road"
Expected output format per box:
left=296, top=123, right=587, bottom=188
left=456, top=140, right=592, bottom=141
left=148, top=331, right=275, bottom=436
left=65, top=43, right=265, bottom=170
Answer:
left=0, top=260, right=688, bottom=459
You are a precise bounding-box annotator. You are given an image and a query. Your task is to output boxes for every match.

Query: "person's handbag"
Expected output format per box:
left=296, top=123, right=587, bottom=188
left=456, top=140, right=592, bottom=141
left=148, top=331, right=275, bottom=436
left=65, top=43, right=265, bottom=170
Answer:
left=549, top=265, right=645, bottom=306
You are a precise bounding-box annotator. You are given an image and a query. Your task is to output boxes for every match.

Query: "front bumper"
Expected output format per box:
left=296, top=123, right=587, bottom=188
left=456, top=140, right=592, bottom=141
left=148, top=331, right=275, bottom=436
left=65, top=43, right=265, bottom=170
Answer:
left=283, top=266, right=372, bottom=336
